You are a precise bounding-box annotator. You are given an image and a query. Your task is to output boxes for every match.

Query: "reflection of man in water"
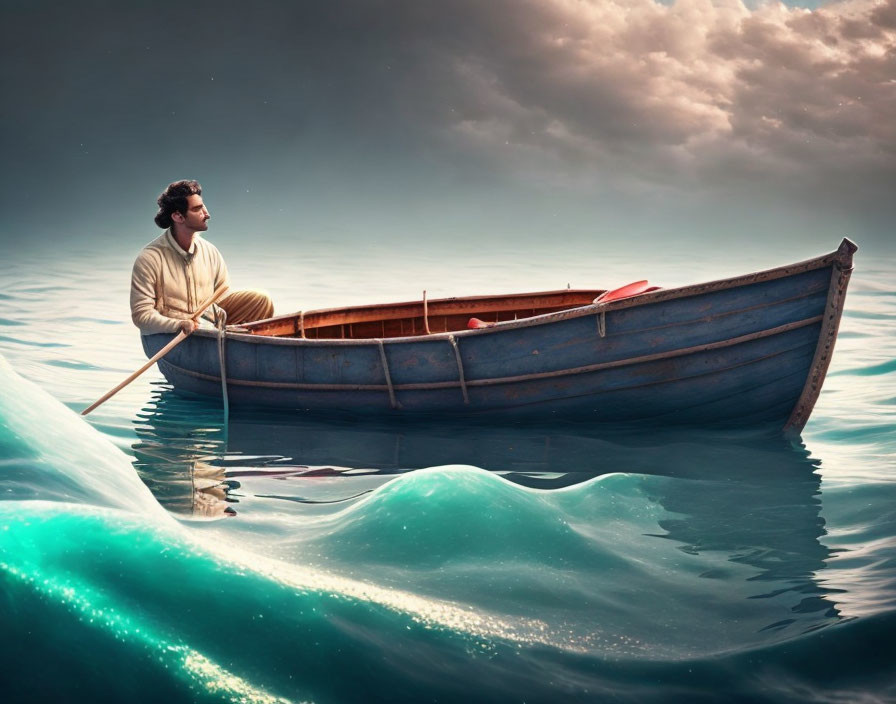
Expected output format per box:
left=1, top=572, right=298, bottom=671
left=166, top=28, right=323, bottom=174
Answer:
left=130, top=179, right=274, bottom=334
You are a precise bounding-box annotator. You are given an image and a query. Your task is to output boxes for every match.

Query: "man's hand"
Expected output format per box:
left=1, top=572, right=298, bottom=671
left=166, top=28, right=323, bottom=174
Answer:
left=180, top=319, right=199, bottom=335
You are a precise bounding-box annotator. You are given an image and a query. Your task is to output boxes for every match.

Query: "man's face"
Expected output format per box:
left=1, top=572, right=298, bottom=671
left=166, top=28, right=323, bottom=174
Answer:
left=175, top=194, right=210, bottom=232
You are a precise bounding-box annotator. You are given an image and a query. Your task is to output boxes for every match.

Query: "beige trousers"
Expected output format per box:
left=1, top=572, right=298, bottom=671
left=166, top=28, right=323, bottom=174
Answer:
left=217, top=290, right=274, bottom=325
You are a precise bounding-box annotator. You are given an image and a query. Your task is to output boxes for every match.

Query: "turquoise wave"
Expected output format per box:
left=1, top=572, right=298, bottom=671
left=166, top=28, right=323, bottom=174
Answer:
left=0, top=355, right=165, bottom=514
left=3, top=500, right=895, bottom=704
left=2, top=353, right=896, bottom=703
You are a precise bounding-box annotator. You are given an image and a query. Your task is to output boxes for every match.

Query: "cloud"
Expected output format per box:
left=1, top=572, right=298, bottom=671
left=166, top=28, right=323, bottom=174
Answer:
left=425, top=0, right=896, bottom=206
left=1, top=0, right=892, bottom=245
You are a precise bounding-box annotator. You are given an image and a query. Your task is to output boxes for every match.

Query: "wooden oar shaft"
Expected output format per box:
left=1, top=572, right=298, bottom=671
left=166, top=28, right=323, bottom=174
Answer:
left=81, top=331, right=187, bottom=416
left=81, top=284, right=229, bottom=416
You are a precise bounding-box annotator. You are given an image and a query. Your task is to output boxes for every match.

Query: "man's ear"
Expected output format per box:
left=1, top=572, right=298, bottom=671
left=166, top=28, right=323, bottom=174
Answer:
left=171, top=211, right=185, bottom=223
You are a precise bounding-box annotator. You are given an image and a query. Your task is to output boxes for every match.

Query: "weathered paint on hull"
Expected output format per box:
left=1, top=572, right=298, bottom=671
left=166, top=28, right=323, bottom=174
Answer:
left=141, top=241, right=855, bottom=430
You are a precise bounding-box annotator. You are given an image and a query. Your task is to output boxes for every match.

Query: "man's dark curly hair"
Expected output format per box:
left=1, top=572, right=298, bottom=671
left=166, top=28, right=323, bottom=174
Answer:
left=154, top=180, right=202, bottom=229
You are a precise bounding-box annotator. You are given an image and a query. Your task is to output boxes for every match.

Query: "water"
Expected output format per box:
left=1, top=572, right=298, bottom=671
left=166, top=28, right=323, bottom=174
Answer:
left=1, top=239, right=895, bottom=703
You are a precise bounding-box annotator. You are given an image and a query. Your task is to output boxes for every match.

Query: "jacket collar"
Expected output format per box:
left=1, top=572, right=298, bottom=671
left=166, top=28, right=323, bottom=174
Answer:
left=163, top=228, right=199, bottom=259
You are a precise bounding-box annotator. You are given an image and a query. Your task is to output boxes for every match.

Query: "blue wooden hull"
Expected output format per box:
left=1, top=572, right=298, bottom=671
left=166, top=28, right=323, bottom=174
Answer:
left=142, top=240, right=856, bottom=431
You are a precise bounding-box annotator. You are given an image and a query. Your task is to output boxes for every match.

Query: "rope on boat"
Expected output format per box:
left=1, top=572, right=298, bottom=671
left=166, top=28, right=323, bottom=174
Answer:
left=215, top=306, right=230, bottom=428
left=448, top=334, right=470, bottom=405
left=377, top=339, right=400, bottom=409
left=423, top=290, right=431, bottom=334
left=597, top=310, right=606, bottom=338
left=298, top=310, right=306, bottom=339
left=165, top=315, right=825, bottom=394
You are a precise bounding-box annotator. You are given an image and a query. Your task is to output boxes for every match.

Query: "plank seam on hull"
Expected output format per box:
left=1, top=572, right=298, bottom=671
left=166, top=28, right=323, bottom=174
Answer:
left=427, top=344, right=817, bottom=417
left=630, top=365, right=810, bottom=422
left=462, top=317, right=822, bottom=388
left=158, top=338, right=816, bottom=415
left=159, top=314, right=822, bottom=393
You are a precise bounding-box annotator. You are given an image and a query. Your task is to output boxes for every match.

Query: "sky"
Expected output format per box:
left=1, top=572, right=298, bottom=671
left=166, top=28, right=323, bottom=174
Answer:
left=1, top=0, right=894, bottom=257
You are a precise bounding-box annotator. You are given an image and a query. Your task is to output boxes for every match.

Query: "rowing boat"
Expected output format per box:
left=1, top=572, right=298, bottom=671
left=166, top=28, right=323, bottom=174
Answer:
left=141, top=239, right=857, bottom=432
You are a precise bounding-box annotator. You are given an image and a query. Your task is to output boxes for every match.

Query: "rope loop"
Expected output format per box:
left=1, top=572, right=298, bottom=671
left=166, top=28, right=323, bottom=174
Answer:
left=423, top=290, right=431, bottom=334
left=215, top=306, right=230, bottom=428
left=377, top=339, right=400, bottom=409
left=448, top=334, right=470, bottom=405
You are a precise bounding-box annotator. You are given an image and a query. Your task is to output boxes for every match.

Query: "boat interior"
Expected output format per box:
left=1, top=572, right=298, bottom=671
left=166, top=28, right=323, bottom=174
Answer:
left=239, top=289, right=606, bottom=340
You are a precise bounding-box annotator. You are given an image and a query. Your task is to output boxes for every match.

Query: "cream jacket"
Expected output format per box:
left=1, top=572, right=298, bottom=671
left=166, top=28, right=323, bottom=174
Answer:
left=130, top=229, right=230, bottom=334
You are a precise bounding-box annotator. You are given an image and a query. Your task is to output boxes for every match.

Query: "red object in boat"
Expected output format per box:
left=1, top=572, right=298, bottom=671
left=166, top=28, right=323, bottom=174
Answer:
left=593, top=281, right=659, bottom=304
left=467, top=318, right=496, bottom=329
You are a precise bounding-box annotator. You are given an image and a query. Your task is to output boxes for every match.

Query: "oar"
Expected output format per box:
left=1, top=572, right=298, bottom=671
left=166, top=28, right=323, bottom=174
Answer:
left=81, top=284, right=230, bottom=416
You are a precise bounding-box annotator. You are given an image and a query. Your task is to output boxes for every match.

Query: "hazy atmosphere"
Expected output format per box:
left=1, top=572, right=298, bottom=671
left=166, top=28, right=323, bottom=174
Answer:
left=2, top=0, right=894, bottom=259
left=3, top=4, right=896, bottom=703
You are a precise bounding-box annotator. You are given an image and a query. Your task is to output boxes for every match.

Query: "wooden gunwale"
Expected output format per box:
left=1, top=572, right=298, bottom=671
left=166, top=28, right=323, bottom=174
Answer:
left=208, top=242, right=844, bottom=348
left=247, top=289, right=601, bottom=337
left=588, top=247, right=843, bottom=312
left=591, top=285, right=826, bottom=338
left=167, top=314, right=822, bottom=392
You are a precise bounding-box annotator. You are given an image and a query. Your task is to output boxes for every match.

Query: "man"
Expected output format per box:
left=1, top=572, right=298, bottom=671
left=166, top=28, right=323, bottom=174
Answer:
left=130, top=180, right=274, bottom=335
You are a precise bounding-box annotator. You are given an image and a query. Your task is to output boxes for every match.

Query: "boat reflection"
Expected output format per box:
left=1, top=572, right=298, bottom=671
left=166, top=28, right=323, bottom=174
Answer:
left=133, top=388, right=841, bottom=629
left=131, top=390, right=235, bottom=519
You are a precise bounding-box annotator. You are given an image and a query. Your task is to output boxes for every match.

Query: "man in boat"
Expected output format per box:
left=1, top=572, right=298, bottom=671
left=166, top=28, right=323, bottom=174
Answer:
left=130, top=180, right=274, bottom=335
